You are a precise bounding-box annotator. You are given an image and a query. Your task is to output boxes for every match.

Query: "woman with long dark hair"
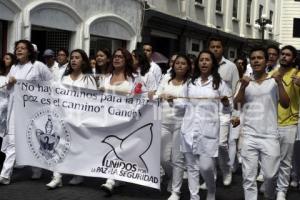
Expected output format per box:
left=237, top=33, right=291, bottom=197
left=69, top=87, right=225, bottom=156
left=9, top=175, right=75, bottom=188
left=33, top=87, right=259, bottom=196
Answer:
left=100, top=48, right=137, bottom=195
left=180, top=50, right=231, bottom=200
left=95, top=48, right=111, bottom=87
left=46, top=49, right=97, bottom=189
left=0, top=53, right=15, bottom=169
left=0, top=40, right=52, bottom=185
left=155, top=54, right=191, bottom=200
left=0, top=53, right=16, bottom=76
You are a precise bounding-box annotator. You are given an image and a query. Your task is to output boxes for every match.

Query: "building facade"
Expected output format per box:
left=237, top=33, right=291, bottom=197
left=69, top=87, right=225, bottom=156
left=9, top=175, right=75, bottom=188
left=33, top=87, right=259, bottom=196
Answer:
left=0, top=0, right=143, bottom=58
left=277, top=0, right=300, bottom=51
left=142, top=0, right=279, bottom=60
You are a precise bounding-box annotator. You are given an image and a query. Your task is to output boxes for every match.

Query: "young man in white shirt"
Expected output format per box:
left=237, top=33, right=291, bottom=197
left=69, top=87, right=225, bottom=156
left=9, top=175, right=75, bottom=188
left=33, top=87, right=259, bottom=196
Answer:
left=143, top=43, right=162, bottom=86
left=208, top=37, right=240, bottom=186
left=234, top=46, right=289, bottom=200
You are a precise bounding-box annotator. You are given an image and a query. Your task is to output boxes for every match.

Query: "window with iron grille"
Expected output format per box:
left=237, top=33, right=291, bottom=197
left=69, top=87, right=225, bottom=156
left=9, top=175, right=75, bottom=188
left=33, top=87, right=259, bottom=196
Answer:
left=216, top=0, right=222, bottom=12
left=246, top=0, right=252, bottom=23
left=89, top=35, right=126, bottom=57
left=46, top=31, right=70, bottom=54
left=233, top=0, right=238, bottom=18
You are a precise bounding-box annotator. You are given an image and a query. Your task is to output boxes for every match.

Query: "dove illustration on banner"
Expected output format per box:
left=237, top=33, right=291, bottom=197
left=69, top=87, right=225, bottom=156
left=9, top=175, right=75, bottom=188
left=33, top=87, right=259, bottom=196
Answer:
left=101, top=123, right=153, bottom=172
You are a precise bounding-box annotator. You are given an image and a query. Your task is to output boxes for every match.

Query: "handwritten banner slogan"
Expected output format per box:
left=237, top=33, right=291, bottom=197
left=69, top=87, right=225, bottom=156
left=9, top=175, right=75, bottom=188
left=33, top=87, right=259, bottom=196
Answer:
left=14, top=81, right=161, bottom=189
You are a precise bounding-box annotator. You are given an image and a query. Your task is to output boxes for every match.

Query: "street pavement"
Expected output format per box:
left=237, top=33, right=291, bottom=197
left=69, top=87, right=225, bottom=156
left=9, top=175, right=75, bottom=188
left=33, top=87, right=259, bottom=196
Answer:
left=0, top=166, right=300, bottom=200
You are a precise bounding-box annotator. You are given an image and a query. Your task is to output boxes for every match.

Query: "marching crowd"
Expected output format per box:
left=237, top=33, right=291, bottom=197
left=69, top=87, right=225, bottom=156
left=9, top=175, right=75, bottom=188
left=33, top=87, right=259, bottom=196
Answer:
left=0, top=37, right=299, bottom=200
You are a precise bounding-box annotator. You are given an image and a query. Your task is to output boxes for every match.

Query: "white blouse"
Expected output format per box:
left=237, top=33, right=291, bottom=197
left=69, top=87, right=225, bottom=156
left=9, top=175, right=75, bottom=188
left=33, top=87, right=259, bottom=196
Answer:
left=155, top=75, right=187, bottom=124
left=180, top=76, right=231, bottom=157
left=61, top=74, right=97, bottom=90
left=102, top=74, right=135, bottom=94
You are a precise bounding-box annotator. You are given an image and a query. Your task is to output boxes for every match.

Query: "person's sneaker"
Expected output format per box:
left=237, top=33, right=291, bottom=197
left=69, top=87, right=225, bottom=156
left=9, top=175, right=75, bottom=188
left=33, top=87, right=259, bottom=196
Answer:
left=46, top=176, right=62, bottom=189
left=276, top=191, right=286, bottom=200
left=69, top=176, right=84, bottom=185
left=0, top=176, right=10, bottom=185
left=31, top=169, right=42, bottom=180
left=199, top=182, right=207, bottom=190
left=167, top=192, right=180, bottom=200
left=223, top=172, right=232, bottom=186
left=101, top=181, right=115, bottom=196
left=290, top=180, right=298, bottom=188
left=256, top=174, right=264, bottom=182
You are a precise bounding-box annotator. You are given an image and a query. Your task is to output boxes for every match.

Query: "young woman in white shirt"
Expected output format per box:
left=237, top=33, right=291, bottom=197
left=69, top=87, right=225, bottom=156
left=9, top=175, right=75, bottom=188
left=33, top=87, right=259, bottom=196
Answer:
left=155, top=54, right=191, bottom=200
left=46, top=49, right=97, bottom=189
left=180, top=50, right=231, bottom=200
left=100, top=48, right=137, bottom=195
left=0, top=53, right=15, bottom=171
left=95, top=48, right=111, bottom=88
left=0, top=40, right=52, bottom=185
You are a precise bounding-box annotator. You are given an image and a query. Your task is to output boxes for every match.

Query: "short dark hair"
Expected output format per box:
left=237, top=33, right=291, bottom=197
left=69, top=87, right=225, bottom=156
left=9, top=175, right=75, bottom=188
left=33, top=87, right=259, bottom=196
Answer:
left=250, top=46, right=269, bottom=61
left=142, top=43, right=153, bottom=51
left=14, top=40, right=36, bottom=64
left=58, top=48, right=69, bottom=57
left=266, top=44, right=280, bottom=55
left=281, top=45, right=298, bottom=59
left=208, top=37, right=224, bottom=48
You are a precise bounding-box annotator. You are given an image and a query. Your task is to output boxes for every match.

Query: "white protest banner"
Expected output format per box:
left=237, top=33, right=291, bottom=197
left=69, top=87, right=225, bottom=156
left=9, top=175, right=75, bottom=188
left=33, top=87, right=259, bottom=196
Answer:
left=14, top=80, right=161, bottom=189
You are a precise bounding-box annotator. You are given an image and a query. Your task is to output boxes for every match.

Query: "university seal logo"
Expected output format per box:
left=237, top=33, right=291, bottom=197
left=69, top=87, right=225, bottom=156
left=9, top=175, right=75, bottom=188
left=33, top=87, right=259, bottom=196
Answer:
left=26, top=109, right=71, bottom=166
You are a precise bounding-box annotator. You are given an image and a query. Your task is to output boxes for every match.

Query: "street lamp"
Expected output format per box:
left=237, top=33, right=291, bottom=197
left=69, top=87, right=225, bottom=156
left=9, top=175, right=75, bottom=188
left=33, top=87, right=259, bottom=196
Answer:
left=254, top=14, right=273, bottom=45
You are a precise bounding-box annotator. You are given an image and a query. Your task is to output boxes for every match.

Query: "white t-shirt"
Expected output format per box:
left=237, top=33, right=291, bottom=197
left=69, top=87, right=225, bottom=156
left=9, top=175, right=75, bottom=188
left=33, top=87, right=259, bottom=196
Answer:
left=155, top=75, right=187, bottom=124
left=218, top=57, right=239, bottom=123
left=61, top=74, right=97, bottom=90
left=48, top=61, right=61, bottom=81
left=135, top=70, right=157, bottom=92
left=102, top=74, right=135, bottom=94
left=149, top=61, right=162, bottom=86
left=241, top=78, right=279, bottom=138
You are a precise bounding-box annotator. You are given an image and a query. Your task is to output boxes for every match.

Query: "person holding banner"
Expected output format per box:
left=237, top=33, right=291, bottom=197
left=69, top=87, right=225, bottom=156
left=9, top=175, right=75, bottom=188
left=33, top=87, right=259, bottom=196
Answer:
left=154, top=54, right=191, bottom=200
left=46, top=49, right=97, bottom=189
left=100, top=48, right=138, bottom=195
left=0, top=40, right=52, bottom=185
left=179, top=50, right=231, bottom=200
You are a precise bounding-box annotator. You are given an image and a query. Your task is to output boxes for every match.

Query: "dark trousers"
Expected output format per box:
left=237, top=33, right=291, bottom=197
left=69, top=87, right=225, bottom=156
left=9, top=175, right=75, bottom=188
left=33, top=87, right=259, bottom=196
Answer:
left=294, top=141, right=300, bottom=179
